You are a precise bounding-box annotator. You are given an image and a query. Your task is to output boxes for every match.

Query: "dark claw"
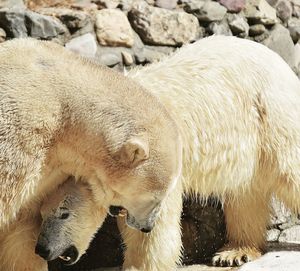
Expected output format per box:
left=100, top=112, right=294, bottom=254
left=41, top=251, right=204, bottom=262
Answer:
left=226, top=259, right=232, bottom=266
left=234, top=258, right=241, bottom=266
left=242, top=254, right=249, bottom=262
left=221, top=260, right=228, bottom=267
left=213, top=258, right=220, bottom=266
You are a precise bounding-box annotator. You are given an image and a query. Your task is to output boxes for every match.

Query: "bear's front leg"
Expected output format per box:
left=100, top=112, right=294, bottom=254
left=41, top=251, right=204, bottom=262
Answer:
left=212, top=190, right=270, bottom=267
left=117, top=183, right=183, bottom=271
left=0, top=216, right=48, bottom=271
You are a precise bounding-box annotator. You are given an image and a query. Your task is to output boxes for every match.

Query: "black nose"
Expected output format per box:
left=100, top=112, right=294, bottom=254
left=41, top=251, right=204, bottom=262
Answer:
left=35, top=243, right=50, bottom=260
left=141, top=227, right=152, bottom=233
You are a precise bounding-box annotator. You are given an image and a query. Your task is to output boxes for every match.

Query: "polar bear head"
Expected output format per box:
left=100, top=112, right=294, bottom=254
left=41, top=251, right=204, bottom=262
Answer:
left=99, top=129, right=183, bottom=233
left=35, top=177, right=106, bottom=265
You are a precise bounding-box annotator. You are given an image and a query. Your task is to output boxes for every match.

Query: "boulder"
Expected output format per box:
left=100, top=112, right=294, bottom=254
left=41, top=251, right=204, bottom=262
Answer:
left=155, top=0, right=177, bottom=9
left=275, top=0, right=293, bottom=22
left=129, top=2, right=198, bottom=46
left=249, top=24, right=266, bottom=36
left=0, top=0, right=25, bottom=8
left=184, top=0, right=227, bottom=22
left=65, top=33, right=97, bottom=58
left=0, top=7, right=69, bottom=42
left=244, top=0, right=277, bottom=25
left=121, top=51, right=134, bottom=66
left=38, top=7, right=93, bottom=36
left=266, top=229, right=281, bottom=242
left=218, top=0, right=246, bottom=13
left=207, top=19, right=233, bottom=36
left=92, top=0, right=121, bottom=9
left=262, top=24, right=295, bottom=68
left=288, top=17, right=300, bottom=43
left=95, top=9, right=134, bottom=47
left=228, top=14, right=249, bottom=36
left=0, top=27, right=5, bottom=42
left=279, top=225, right=300, bottom=243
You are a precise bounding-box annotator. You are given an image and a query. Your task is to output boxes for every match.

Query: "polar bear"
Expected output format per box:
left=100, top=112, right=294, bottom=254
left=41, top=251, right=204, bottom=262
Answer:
left=0, top=177, right=106, bottom=271
left=35, top=36, right=300, bottom=270
left=0, top=38, right=181, bottom=239
left=106, top=35, right=300, bottom=269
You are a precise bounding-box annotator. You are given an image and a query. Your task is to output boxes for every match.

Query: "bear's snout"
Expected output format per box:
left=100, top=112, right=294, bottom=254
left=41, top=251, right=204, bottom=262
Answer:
left=35, top=242, right=51, bottom=260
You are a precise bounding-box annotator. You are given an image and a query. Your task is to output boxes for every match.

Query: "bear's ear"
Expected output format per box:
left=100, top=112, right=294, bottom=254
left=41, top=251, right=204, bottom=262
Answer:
left=117, top=136, right=149, bottom=167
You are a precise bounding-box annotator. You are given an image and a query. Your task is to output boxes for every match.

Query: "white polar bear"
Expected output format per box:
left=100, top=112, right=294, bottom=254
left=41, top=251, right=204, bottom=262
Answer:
left=0, top=37, right=181, bottom=260
left=113, top=35, right=300, bottom=269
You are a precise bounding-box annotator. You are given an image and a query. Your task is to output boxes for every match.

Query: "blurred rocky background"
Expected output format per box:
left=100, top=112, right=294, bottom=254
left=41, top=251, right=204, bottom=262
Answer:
left=0, top=0, right=299, bottom=269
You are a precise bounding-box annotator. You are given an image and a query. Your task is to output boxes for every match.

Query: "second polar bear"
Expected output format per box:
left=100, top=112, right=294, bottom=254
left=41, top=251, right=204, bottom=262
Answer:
left=118, top=36, right=300, bottom=269
left=39, top=36, right=300, bottom=270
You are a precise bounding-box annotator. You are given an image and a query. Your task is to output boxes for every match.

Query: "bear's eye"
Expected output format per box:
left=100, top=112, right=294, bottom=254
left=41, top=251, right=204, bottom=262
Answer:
left=60, top=213, right=69, bottom=219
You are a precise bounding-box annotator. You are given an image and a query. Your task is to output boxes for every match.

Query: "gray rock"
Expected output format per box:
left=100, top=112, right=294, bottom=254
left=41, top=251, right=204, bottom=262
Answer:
left=228, top=14, right=249, bottom=36
left=262, top=24, right=295, bottom=68
left=121, top=51, right=134, bottom=66
left=119, top=0, right=143, bottom=14
left=249, top=24, right=266, bottom=36
left=99, top=53, right=121, bottom=67
left=292, top=0, right=300, bottom=18
left=155, top=0, right=177, bottom=9
left=135, top=45, right=174, bottom=64
left=293, top=43, right=300, bottom=77
left=279, top=225, right=300, bottom=243
left=238, top=251, right=300, bottom=271
left=185, top=0, right=227, bottom=22
left=271, top=199, right=292, bottom=226
left=0, top=0, right=25, bottom=8
left=288, top=17, right=300, bottom=43
left=0, top=7, right=69, bottom=41
left=0, top=27, right=5, bottom=42
left=253, top=31, right=269, bottom=42
left=244, top=0, right=277, bottom=25
left=275, top=0, right=292, bottom=22
left=135, top=47, right=165, bottom=64
left=65, top=33, right=97, bottom=58
left=266, top=0, right=278, bottom=7
left=92, top=0, right=121, bottom=9
left=182, top=0, right=205, bottom=12
left=95, top=9, right=134, bottom=47
left=0, top=7, right=27, bottom=38
left=129, top=2, right=198, bottom=46
left=208, top=20, right=233, bottom=36
left=38, top=7, right=93, bottom=36
left=266, top=229, right=281, bottom=242
left=218, top=0, right=246, bottom=12
left=25, top=10, right=69, bottom=42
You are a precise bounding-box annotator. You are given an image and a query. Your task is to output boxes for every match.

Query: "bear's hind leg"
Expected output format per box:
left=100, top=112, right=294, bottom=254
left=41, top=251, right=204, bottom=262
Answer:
left=212, top=190, right=270, bottom=267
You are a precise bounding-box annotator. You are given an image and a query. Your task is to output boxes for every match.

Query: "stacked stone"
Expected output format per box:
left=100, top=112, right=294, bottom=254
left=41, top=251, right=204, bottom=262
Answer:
left=267, top=200, right=300, bottom=245
left=0, top=0, right=299, bottom=75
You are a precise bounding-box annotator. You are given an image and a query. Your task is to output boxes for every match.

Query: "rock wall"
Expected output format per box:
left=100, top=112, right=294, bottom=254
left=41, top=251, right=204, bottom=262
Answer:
left=0, top=0, right=299, bottom=269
